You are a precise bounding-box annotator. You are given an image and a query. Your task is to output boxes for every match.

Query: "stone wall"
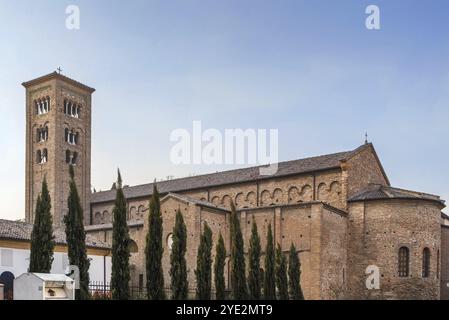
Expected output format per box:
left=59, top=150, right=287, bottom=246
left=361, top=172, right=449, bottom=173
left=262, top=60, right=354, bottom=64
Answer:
left=320, top=206, right=348, bottom=299
left=343, top=145, right=389, bottom=201
left=347, top=199, right=442, bottom=299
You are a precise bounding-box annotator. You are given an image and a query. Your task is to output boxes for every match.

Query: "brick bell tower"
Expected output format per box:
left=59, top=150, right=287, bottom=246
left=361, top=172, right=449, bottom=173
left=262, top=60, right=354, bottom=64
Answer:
left=23, top=72, right=94, bottom=226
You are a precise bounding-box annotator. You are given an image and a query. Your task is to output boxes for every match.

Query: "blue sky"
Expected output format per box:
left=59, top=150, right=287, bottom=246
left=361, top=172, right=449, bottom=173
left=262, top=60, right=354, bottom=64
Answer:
left=0, top=0, right=448, bottom=220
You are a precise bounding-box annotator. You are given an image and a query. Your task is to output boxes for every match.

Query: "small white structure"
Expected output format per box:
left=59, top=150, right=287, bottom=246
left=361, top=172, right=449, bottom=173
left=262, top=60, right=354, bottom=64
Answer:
left=14, top=273, right=75, bottom=300
left=0, top=219, right=112, bottom=299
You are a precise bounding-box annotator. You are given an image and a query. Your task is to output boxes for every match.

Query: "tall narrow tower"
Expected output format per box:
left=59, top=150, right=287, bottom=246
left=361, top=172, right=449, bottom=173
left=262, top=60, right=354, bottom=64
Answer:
left=23, top=72, right=94, bottom=226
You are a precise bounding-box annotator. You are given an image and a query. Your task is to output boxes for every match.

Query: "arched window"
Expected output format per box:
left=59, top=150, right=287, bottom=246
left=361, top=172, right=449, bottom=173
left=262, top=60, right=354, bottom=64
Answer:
left=35, top=98, right=50, bottom=115
left=65, top=150, right=78, bottom=165
left=36, top=150, right=41, bottom=163
left=94, top=212, right=102, bottom=224
left=166, top=234, right=173, bottom=251
left=37, top=126, right=48, bottom=142
left=102, top=210, right=109, bottom=223
left=65, top=129, right=79, bottom=145
left=72, top=152, right=78, bottom=164
left=422, top=248, right=431, bottom=278
left=36, top=149, right=48, bottom=164
left=64, top=100, right=80, bottom=118
left=69, top=130, right=75, bottom=144
left=128, top=240, right=138, bottom=253
left=398, top=246, right=410, bottom=277
left=41, top=149, right=48, bottom=163
left=0, top=271, right=15, bottom=300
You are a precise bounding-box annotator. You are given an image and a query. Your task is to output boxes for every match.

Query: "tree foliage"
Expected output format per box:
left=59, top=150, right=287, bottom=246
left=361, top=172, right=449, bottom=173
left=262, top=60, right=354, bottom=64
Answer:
left=288, top=243, right=304, bottom=300
left=145, top=184, right=166, bottom=300
left=214, top=232, right=226, bottom=300
left=29, top=178, right=55, bottom=273
left=263, top=223, right=276, bottom=300
left=247, top=218, right=261, bottom=300
left=170, top=209, right=188, bottom=299
left=230, top=202, right=247, bottom=299
left=196, top=222, right=213, bottom=300
left=64, top=165, right=90, bottom=300
left=275, top=243, right=289, bottom=300
left=111, top=170, right=131, bottom=300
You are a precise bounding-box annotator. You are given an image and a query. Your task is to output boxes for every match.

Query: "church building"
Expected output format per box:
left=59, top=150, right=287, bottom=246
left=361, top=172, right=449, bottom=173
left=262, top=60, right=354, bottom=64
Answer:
left=22, top=72, right=449, bottom=299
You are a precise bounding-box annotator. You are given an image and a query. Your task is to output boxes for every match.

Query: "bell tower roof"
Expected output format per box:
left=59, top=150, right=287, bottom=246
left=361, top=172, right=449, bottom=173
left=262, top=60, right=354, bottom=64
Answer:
left=22, top=71, right=95, bottom=93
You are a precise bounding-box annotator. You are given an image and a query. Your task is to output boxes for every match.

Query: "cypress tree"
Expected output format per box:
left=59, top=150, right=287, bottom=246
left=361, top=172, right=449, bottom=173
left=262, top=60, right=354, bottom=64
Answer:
left=29, top=178, right=55, bottom=273
left=64, top=165, right=90, bottom=300
left=170, top=208, right=188, bottom=300
left=275, top=244, right=288, bottom=300
left=111, top=169, right=131, bottom=300
left=263, top=223, right=276, bottom=300
left=288, top=243, right=304, bottom=300
left=195, top=222, right=213, bottom=300
left=145, top=184, right=166, bottom=300
left=214, top=232, right=226, bottom=300
left=247, top=218, right=261, bottom=300
left=230, top=201, right=247, bottom=299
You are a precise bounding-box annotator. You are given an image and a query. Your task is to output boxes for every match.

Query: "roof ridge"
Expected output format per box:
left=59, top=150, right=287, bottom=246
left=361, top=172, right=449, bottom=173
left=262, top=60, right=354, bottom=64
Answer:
left=382, top=185, right=441, bottom=199
left=162, top=192, right=229, bottom=212
left=22, top=72, right=96, bottom=93
left=348, top=184, right=445, bottom=207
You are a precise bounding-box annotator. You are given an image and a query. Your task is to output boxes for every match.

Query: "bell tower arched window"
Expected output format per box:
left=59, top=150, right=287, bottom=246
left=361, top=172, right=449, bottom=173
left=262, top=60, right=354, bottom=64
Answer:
left=65, top=150, right=78, bottom=165
left=65, top=128, right=79, bottom=145
left=64, top=100, right=81, bottom=118
left=422, top=248, right=431, bottom=278
left=36, top=149, right=48, bottom=164
left=37, top=126, right=48, bottom=142
left=398, top=246, right=410, bottom=277
left=35, top=97, right=50, bottom=115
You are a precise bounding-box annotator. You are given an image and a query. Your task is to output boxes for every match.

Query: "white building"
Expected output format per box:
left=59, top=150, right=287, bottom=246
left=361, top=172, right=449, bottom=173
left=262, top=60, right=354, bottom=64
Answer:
left=0, top=219, right=111, bottom=299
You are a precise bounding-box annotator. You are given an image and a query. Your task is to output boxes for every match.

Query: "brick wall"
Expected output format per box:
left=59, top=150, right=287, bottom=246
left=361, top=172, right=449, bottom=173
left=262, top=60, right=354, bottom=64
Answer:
left=347, top=199, right=441, bottom=299
left=441, top=226, right=449, bottom=300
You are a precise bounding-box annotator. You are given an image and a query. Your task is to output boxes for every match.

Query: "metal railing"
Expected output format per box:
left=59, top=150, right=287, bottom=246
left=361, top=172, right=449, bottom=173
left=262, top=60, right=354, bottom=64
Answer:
left=88, top=282, right=231, bottom=300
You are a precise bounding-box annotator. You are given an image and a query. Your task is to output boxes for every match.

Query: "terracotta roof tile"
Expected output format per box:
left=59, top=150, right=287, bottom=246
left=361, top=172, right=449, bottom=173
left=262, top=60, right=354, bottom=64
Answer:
left=0, top=219, right=110, bottom=249
left=348, top=184, right=445, bottom=206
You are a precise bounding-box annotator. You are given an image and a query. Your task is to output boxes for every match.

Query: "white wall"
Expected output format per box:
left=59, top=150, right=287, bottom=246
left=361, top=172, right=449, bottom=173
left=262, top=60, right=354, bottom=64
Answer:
left=0, top=247, right=111, bottom=284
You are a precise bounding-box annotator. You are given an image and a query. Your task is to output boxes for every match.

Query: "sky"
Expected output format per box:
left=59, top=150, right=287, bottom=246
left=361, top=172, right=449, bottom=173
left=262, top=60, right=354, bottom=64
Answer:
left=0, top=0, right=448, bottom=220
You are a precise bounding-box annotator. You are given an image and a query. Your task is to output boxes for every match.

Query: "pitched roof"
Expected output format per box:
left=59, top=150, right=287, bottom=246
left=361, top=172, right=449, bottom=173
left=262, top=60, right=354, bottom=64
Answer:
left=348, top=184, right=445, bottom=207
left=161, top=193, right=229, bottom=212
left=85, top=220, right=143, bottom=232
left=91, top=144, right=375, bottom=204
left=0, top=219, right=110, bottom=250
left=22, top=72, right=95, bottom=93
